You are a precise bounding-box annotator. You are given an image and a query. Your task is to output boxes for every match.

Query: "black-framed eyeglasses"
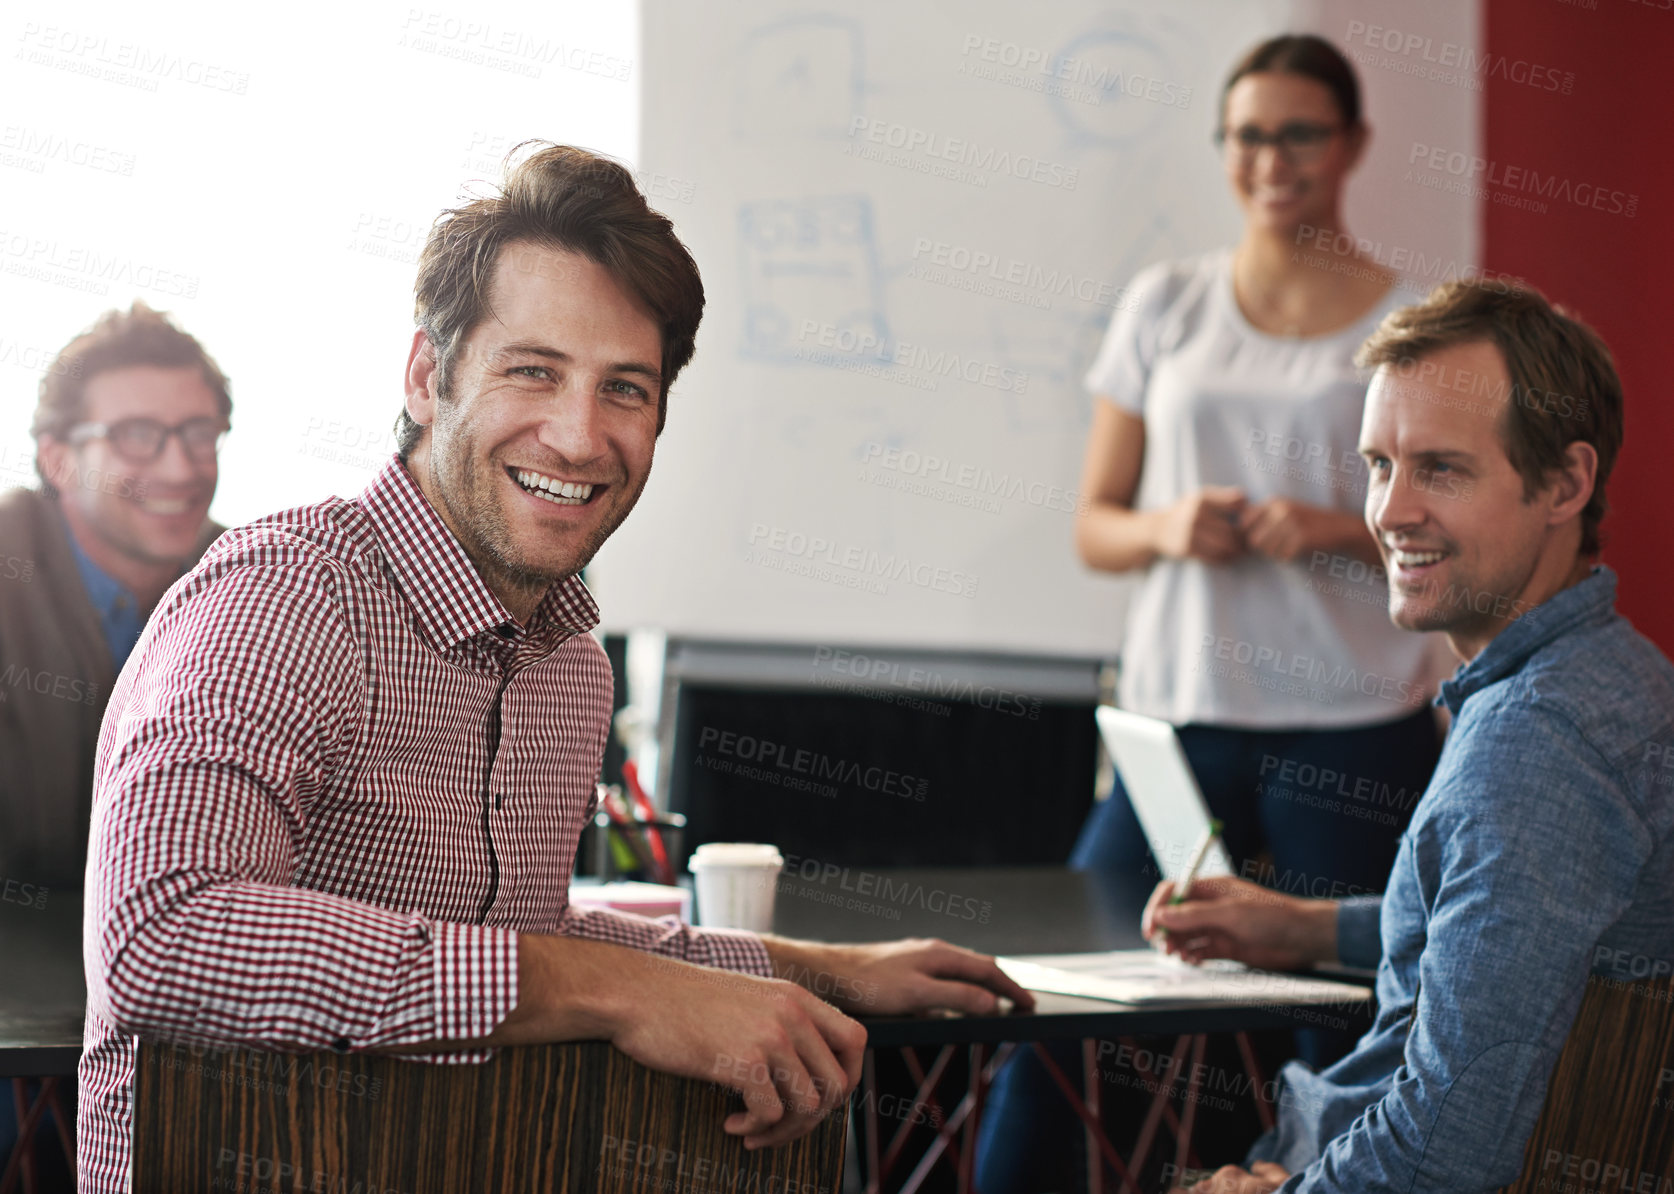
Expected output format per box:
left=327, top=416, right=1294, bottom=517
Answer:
left=1214, top=121, right=1343, bottom=165
left=67, top=417, right=227, bottom=464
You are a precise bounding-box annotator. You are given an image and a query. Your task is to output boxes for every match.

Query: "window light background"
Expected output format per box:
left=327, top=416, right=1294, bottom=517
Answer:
left=0, top=0, right=640, bottom=526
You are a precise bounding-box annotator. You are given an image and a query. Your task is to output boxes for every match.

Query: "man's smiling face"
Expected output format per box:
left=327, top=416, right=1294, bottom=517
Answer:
left=404, top=241, right=662, bottom=616
left=42, top=364, right=222, bottom=568
left=1360, top=339, right=1558, bottom=658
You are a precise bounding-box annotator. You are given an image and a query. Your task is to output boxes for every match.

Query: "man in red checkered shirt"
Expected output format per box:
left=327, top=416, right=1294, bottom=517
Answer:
left=78, top=143, right=1032, bottom=1192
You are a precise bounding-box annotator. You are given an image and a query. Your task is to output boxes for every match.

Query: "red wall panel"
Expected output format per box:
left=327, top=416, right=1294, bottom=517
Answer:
left=1483, top=0, right=1674, bottom=652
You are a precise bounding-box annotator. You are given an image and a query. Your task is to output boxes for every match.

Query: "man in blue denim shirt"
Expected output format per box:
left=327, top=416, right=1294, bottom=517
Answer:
left=1144, top=279, right=1674, bottom=1193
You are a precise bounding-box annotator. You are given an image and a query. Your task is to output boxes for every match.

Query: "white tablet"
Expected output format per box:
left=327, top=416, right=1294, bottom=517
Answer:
left=1095, top=706, right=1235, bottom=883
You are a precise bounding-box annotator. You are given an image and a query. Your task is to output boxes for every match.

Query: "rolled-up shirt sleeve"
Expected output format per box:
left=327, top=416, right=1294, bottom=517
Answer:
left=556, top=905, right=772, bottom=976
left=1334, top=896, right=1383, bottom=972
left=1281, top=704, right=1652, bottom=1192
left=85, top=558, right=519, bottom=1057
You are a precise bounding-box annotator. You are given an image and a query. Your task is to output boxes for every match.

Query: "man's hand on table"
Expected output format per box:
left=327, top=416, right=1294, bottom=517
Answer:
left=1171, top=1161, right=1290, bottom=1193
left=762, top=935, right=1037, bottom=1017
left=1142, top=875, right=1338, bottom=971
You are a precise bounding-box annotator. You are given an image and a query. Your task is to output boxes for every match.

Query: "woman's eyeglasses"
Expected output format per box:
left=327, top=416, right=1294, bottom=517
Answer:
left=1214, top=121, right=1343, bottom=166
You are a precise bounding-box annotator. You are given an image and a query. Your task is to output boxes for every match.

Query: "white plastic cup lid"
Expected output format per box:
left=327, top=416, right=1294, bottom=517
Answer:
left=689, top=842, right=784, bottom=868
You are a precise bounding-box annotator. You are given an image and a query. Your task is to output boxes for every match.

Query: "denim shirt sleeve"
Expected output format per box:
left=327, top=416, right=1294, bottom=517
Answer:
left=1281, top=699, right=1653, bottom=1193
left=1335, top=896, right=1384, bottom=971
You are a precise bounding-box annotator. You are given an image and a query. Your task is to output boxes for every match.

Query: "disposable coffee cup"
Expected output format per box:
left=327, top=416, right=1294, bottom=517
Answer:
left=688, top=843, right=784, bottom=932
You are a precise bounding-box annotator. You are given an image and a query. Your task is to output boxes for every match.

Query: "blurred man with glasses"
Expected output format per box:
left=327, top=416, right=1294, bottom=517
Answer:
left=0, top=300, right=229, bottom=890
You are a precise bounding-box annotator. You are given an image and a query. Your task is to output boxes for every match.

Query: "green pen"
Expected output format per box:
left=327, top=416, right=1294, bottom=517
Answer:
left=1155, top=818, right=1223, bottom=939
left=1171, top=817, right=1224, bottom=906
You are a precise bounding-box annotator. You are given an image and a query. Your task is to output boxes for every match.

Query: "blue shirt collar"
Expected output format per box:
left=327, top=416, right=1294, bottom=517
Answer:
left=62, top=517, right=147, bottom=670
left=1438, top=564, right=1616, bottom=714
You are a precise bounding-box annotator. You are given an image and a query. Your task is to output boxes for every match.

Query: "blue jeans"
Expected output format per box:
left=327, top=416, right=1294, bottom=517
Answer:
left=975, top=709, right=1442, bottom=1192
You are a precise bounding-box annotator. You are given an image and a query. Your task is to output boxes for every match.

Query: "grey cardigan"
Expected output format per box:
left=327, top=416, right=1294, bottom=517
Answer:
left=0, top=486, right=220, bottom=888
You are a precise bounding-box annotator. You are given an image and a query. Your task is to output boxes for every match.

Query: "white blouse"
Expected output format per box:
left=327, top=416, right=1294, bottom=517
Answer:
left=1085, top=250, right=1450, bottom=728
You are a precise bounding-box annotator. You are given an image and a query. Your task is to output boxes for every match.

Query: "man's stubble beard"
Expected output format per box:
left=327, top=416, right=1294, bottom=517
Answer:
left=1389, top=548, right=1539, bottom=644
left=428, top=367, right=649, bottom=603
left=70, top=479, right=206, bottom=570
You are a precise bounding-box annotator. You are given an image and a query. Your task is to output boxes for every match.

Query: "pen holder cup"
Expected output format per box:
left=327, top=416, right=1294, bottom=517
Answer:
left=585, top=810, right=686, bottom=882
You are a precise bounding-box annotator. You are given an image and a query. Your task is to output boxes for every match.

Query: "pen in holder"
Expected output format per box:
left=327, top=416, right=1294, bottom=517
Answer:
left=587, top=783, right=684, bottom=885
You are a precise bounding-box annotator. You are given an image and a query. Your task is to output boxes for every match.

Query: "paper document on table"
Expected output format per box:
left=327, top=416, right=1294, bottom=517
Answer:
left=997, top=950, right=1372, bottom=1006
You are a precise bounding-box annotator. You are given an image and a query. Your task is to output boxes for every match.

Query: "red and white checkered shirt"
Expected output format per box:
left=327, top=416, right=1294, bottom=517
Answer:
left=78, top=457, right=769, bottom=1193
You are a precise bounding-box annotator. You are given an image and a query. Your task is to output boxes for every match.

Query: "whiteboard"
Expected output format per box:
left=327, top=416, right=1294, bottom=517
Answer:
left=592, top=0, right=1479, bottom=657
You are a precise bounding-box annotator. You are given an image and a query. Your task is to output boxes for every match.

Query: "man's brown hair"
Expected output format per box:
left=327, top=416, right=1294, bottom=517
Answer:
left=1356, top=279, right=1624, bottom=556
left=398, top=142, right=704, bottom=456
left=31, top=301, right=232, bottom=497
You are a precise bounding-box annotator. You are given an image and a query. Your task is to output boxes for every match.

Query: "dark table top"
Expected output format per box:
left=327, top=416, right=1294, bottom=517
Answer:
left=0, top=891, right=84, bottom=1076
left=772, top=865, right=1373, bottom=1047
left=0, top=870, right=1373, bottom=1076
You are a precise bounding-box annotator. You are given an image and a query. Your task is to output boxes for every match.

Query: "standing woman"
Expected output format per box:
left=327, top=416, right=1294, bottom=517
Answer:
left=978, top=34, right=1446, bottom=1191
left=1071, top=34, right=1444, bottom=927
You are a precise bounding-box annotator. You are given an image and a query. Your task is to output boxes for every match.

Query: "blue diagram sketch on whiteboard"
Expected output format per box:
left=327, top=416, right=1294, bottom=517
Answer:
left=1047, top=20, right=1185, bottom=146
left=738, top=195, right=890, bottom=363
left=982, top=210, right=1180, bottom=432
left=984, top=306, right=1111, bottom=434
left=733, top=14, right=864, bottom=139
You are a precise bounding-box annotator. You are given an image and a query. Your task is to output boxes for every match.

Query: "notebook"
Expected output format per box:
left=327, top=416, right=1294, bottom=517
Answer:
left=998, top=950, right=1372, bottom=1007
